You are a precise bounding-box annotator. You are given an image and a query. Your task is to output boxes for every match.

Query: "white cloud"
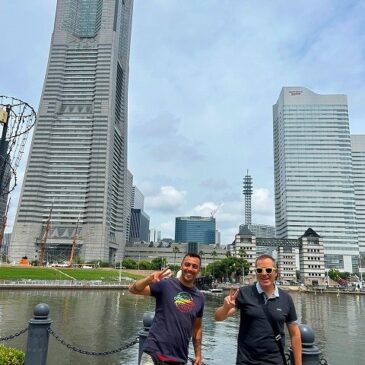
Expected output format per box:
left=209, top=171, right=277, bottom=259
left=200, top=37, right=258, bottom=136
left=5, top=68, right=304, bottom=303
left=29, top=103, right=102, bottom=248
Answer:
left=146, top=186, right=186, bottom=213
left=252, top=188, right=274, bottom=217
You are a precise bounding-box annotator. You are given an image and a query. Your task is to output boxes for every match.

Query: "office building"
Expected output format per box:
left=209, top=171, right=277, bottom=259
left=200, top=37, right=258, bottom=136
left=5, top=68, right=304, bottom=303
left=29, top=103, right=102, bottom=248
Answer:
left=351, top=135, right=365, bottom=270
left=149, top=229, right=161, bottom=243
left=273, top=87, right=358, bottom=272
left=10, top=0, right=134, bottom=263
left=129, top=209, right=150, bottom=243
left=132, top=185, right=144, bottom=210
left=175, top=216, right=216, bottom=245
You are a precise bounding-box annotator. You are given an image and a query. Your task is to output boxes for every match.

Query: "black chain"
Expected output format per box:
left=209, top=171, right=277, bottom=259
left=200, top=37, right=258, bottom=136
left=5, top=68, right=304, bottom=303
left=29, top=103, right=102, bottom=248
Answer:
left=48, top=327, right=138, bottom=356
left=0, top=327, right=28, bottom=342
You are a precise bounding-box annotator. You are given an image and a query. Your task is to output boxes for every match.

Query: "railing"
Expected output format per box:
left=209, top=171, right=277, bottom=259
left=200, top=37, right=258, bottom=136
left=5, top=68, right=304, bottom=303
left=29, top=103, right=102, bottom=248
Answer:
left=0, top=303, right=330, bottom=365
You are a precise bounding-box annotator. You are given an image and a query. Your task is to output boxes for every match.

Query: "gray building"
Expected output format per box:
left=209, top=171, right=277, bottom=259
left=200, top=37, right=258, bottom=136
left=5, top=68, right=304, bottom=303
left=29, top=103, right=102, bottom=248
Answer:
left=10, top=0, right=134, bottom=264
left=273, top=87, right=358, bottom=272
left=351, top=135, right=365, bottom=271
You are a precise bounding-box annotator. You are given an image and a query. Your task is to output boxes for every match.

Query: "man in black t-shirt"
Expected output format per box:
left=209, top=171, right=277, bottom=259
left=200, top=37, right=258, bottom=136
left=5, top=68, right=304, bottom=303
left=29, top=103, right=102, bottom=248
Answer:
left=129, top=253, right=204, bottom=365
left=214, top=255, right=302, bottom=365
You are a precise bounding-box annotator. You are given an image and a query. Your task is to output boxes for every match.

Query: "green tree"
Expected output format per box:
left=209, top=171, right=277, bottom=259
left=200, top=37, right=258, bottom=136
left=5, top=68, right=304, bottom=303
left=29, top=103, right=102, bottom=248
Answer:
left=122, top=258, right=137, bottom=269
left=328, top=268, right=340, bottom=281
left=172, top=246, right=180, bottom=265
left=151, top=257, right=166, bottom=270
left=138, top=260, right=152, bottom=270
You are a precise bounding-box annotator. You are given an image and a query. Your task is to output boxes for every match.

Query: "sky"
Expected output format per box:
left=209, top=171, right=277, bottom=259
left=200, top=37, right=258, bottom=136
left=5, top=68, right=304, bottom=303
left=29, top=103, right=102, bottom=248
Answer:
left=1, top=0, right=365, bottom=245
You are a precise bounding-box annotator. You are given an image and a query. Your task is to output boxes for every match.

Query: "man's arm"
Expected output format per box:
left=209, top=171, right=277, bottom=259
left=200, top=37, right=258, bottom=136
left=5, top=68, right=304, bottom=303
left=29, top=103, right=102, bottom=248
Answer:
left=287, top=322, right=302, bottom=365
left=214, top=289, right=238, bottom=321
left=128, top=267, right=171, bottom=296
left=192, top=317, right=203, bottom=365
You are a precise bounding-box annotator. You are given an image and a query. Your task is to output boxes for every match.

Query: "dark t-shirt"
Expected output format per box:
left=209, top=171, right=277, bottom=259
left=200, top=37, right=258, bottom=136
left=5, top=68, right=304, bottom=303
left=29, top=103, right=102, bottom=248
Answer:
left=143, top=278, right=205, bottom=362
left=235, top=284, right=297, bottom=365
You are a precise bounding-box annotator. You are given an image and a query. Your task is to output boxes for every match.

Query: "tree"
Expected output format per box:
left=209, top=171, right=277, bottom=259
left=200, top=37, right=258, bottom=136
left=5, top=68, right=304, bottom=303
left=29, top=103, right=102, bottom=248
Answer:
left=172, top=246, right=180, bottom=265
left=151, top=257, right=166, bottom=270
left=328, top=268, right=340, bottom=282
left=122, top=258, right=137, bottom=269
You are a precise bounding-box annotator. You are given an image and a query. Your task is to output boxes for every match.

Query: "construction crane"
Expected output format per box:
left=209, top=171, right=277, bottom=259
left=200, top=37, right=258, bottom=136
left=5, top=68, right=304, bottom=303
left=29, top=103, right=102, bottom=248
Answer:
left=210, top=203, right=223, bottom=218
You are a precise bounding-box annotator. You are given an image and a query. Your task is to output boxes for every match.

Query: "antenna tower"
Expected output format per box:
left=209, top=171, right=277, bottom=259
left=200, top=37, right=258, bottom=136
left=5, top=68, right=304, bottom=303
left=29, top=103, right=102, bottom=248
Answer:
left=243, top=170, right=253, bottom=225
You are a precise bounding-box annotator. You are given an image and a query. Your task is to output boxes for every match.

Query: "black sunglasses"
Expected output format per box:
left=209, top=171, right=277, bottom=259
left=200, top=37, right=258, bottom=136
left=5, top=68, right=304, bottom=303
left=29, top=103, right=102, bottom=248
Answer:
left=255, top=267, right=276, bottom=274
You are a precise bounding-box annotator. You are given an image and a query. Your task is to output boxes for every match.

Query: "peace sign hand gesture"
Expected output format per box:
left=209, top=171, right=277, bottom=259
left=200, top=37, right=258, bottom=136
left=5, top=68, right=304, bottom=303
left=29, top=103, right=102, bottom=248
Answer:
left=223, top=288, right=239, bottom=310
left=149, top=266, right=172, bottom=284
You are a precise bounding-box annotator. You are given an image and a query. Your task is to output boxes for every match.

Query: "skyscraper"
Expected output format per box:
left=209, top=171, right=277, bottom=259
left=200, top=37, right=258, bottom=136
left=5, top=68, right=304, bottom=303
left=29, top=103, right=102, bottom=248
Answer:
left=273, top=87, right=358, bottom=272
left=351, top=135, right=365, bottom=269
left=175, top=216, right=216, bottom=245
left=10, top=0, right=134, bottom=263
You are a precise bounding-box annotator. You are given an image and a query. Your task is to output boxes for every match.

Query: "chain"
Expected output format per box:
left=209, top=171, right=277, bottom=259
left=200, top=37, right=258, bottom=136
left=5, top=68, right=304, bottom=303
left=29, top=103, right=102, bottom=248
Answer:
left=0, top=327, right=28, bottom=342
left=48, top=327, right=138, bottom=356
left=320, top=359, right=330, bottom=365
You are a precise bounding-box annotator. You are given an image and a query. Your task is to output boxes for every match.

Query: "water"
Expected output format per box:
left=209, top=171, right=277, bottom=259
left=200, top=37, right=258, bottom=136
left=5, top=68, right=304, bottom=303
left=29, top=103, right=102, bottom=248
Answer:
left=0, top=290, right=364, bottom=365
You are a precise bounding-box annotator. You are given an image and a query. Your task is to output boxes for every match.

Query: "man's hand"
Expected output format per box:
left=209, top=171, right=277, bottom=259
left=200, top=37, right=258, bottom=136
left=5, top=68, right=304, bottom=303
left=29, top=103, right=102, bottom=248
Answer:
left=214, top=288, right=239, bottom=321
left=223, top=288, right=239, bottom=310
left=148, top=267, right=172, bottom=284
left=193, top=355, right=203, bottom=365
left=128, top=267, right=172, bottom=295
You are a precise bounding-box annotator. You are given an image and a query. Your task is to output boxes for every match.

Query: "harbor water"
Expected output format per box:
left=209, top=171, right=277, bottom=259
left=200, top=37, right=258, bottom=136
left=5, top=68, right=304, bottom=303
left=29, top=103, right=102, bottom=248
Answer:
left=0, top=289, right=364, bottom=365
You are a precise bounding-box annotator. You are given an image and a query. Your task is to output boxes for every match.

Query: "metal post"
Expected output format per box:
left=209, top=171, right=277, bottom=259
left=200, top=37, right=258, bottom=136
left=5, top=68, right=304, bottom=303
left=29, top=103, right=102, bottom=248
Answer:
left=25, top=303, right=52, bottom=365
left=138, top=312, right=155, bottom=365
left=288, top=324, right=321, bottom=365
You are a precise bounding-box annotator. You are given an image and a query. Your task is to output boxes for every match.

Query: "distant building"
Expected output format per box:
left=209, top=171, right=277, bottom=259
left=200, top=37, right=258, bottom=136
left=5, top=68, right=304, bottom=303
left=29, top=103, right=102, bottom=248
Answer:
left=132, top=186, right=144, bottom=210
left=125, top=242, right=227, bottom=268
left=273, top=87, right=358, bottom=272
left=149, top=229, right=161, bottom=243
left=175, top=216, right=216, bottom=245
left=351, top=135, right=365, bottom=271
left=239, top=224, right=276, bottom=239
left=130, top=209, right=150, bottom=243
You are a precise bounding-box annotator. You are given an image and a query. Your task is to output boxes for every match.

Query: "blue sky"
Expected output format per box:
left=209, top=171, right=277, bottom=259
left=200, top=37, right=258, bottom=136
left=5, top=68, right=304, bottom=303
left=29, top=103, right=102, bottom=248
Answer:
left=2, top=0, right=365, bottom=244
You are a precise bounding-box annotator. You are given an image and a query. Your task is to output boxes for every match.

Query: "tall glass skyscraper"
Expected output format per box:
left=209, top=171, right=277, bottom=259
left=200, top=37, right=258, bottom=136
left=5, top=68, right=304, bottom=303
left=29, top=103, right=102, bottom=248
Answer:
left=175, top=216, right=216, bottom=245
left=351, top=135, right=365, bottom=270
left=10, top=0, right=134, bottom=263
left=273, top=87, right=358, bottom=272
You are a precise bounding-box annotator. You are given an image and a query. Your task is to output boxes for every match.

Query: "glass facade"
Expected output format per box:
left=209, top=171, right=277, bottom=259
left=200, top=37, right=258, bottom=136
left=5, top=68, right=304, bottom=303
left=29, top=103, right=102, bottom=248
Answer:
left=351, top=135, right=365, bottom=270
left=273, top=87, right=359, bottom=272
left=175, top=216, right=216, bottom=245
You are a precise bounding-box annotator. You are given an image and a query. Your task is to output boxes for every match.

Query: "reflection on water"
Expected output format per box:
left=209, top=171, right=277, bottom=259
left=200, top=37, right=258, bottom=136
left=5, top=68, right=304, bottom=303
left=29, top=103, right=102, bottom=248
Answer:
left=0, top=290, right=364, bottom=365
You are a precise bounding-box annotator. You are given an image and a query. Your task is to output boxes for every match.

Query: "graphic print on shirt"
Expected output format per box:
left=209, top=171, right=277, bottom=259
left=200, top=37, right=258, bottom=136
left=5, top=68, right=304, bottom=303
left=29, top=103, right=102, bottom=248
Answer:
left=174, top=292, right=195, bottom=313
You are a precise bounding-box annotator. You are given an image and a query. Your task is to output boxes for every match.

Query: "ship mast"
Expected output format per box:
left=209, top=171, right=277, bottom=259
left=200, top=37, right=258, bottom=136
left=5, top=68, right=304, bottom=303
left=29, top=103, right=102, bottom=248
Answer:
left=68, top=214, right=80, bottom=267
left=38, top=205, right=52, bottom=266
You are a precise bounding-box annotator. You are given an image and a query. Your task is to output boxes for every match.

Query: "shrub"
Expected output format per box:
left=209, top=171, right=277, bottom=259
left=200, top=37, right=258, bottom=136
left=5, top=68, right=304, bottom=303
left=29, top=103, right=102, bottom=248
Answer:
left=0, top=345, right=25, bottom=365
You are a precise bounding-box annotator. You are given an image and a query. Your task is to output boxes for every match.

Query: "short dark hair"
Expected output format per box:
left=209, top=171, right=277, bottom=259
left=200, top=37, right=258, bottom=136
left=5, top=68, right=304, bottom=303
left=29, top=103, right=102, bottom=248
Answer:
left=255, top=254, right=276, bottom=268
left=182, top=253, right=201, bottom=266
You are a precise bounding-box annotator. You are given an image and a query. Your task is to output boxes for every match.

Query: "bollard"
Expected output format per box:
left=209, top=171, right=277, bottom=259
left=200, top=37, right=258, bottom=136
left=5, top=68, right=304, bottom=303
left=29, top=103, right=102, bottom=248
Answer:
left=138, top=312, right=155, bottom=365
left=288, top=324, right=321, bottom=365
left=25, top=303, right=52, bottom=365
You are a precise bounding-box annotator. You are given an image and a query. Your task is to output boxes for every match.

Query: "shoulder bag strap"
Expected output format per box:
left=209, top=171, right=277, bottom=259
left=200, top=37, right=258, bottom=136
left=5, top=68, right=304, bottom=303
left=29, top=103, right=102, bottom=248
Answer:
left=262, top=303, right=287, bottom=365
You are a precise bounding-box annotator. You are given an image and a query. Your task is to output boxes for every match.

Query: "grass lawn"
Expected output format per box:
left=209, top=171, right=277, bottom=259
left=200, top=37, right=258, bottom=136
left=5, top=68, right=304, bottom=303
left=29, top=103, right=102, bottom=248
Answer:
left=0, top=266, right=142, bottom=282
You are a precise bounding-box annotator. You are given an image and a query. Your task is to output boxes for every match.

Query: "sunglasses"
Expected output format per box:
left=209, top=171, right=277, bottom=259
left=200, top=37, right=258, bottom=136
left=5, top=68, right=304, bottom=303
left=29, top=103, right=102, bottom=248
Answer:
left=255, top=267, right=276, bottom=274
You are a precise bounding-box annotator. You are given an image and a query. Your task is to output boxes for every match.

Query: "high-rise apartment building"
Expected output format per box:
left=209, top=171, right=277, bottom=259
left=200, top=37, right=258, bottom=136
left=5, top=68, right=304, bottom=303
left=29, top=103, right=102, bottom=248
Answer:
left=10, top=0, right=134, bottom=263
left=175, top=216, right=216, bottom=245
left=273, top=87, right=358, bottom=272
left=351, top=135, right=365, bottom=270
